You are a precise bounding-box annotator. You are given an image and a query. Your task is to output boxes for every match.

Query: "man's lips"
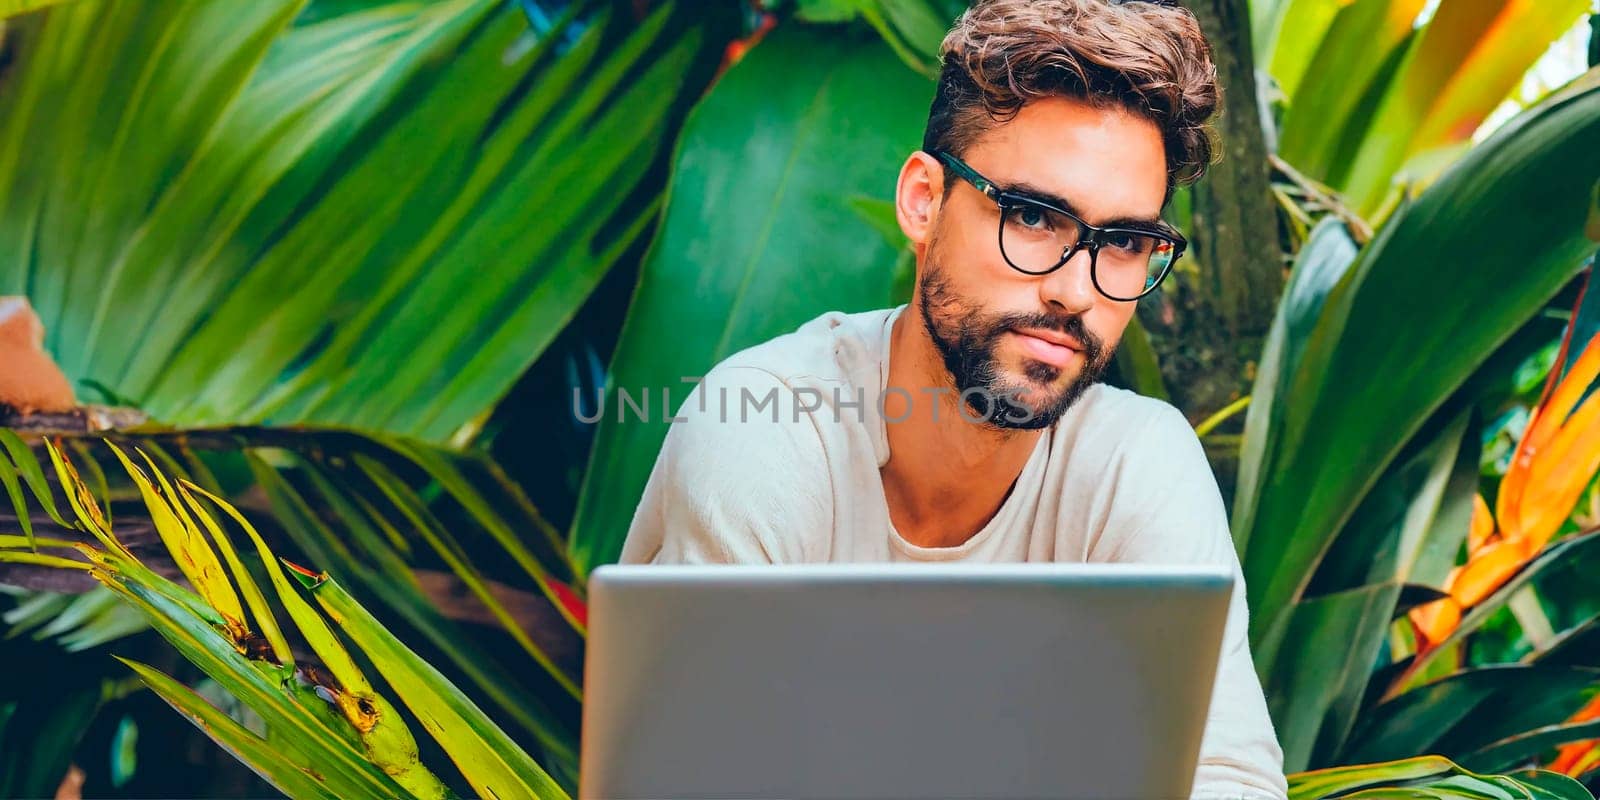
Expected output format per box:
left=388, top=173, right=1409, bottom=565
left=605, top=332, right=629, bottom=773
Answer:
left=1010, top=327, right=1081, bottom=368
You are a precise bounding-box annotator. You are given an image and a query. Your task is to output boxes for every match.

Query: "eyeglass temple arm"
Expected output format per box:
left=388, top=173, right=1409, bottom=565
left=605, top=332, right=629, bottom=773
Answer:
left=932, top=151, right=1000, bottom=201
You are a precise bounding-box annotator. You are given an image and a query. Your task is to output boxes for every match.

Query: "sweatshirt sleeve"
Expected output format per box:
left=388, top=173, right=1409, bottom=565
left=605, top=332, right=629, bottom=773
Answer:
left=1098, top=404, right=1289, bottom=800
left=617, top=365, right=834, bottom=566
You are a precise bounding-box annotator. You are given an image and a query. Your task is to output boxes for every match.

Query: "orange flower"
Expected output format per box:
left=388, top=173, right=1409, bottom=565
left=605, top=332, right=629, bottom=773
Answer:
left=1498, top=331, right=1600, bottom=551
left=1549, top=693, right=1600, bottom=776
left=1408, top=332, right=1600, bottom=652
left=1467, top=492, right=1496, bottom=552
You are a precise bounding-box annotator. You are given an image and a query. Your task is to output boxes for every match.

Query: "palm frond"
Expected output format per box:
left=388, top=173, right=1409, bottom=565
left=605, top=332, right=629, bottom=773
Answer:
left=0, top=426, right=583, bottom=787
left=1, top=437, right=571, bottom=798
left=1, top=0, right=735, bottom=444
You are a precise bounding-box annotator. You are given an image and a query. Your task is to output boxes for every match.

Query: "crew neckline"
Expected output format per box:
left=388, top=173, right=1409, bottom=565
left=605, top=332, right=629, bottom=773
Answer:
left=870, top=304, right=1052, bottom=561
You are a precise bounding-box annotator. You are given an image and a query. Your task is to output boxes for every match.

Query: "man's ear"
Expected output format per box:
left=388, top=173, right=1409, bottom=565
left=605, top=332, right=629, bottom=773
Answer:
left=895, top=151, right=943, bottom=247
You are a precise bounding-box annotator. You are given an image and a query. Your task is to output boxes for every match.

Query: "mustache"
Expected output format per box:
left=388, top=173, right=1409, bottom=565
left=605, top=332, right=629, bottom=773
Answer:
left=988, top=311, right=1105, bottom=362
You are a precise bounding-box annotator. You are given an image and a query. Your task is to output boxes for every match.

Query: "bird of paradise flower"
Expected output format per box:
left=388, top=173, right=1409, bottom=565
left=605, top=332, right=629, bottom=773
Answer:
left=1407, top=280, right=1600, bottom=775
left=1409, top=330, right=1600, bottom=650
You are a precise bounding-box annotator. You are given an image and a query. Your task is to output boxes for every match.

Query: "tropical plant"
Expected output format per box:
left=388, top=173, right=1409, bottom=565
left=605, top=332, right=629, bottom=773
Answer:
left=1231, top=65, right=1600, bottom=782
left=1254, top=0, right=1592, bottom=219
left=1288, top=756, right=1593, bottom=800
left=5, top=0, right=1600, bottom=796
left=6, top=433, right=1594, bottom=799
left=0, top=423, right=592, bottom=792
left=1408, top=330, right=1600, bottom=658
left=0, top=0, right=738, bottom=791
left=0, top=0, right=732, bottom=440
left=1, top=436, right=570, bottom=799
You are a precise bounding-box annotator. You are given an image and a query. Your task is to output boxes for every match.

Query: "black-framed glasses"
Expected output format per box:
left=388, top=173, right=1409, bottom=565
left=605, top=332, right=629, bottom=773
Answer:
left=932, top=150, right=1186, bottom=302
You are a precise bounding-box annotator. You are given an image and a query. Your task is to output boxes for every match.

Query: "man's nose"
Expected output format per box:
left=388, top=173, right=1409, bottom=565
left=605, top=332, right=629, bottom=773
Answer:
left=1037, top=247, right=1097, bottom=314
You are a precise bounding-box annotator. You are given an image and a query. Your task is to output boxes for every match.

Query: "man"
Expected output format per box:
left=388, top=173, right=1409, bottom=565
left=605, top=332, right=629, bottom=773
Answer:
left=618, top=0, right=1287, bottom=796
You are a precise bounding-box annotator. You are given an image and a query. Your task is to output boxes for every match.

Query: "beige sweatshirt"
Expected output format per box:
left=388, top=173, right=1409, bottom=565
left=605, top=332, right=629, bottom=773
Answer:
left=620, top=305, right=1288, bottom=799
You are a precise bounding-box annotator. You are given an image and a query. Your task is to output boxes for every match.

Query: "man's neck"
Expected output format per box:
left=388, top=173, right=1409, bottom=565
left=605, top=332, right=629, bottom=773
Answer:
left=880, top=308, right=1042, bottom=549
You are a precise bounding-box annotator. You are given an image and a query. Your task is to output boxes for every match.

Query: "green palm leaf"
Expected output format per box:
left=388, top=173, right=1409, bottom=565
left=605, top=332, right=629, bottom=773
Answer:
left=2, top=436, right=571, bottom=798
left=0, top=426, right=583, bottom=789
left=1, top=0, right=732, bottom=444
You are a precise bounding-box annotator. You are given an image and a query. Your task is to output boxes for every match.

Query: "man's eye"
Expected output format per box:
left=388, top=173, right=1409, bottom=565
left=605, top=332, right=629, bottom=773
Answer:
left=1106, top=233, right=1148, bottom=253
left=1016, top=206, right=1050, bottom=229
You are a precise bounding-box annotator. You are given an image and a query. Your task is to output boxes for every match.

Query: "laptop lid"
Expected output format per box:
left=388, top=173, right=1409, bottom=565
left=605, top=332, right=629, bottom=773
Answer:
left=581, top=563, right=1232, bottom=800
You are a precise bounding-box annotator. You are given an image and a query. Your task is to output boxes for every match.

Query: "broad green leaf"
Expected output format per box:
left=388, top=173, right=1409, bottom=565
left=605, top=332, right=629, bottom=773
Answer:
left=1260, top=0, right=1357, bottom=100
left=1340, top=771, right=1577, bottom=799
left=1267, top=583, right=1400, bottom=772
left=1531, top=608, right=1600, bottom=667
left=1289, top=755, right=1458, bottom=799
left=1407, top=413, right=1484, bottom=589
left=307, top=572, right=569, bottom=800
left=1239, top=69, right=1600, bottom=676
left=795, top=0, right=959, bottom=76
left=1339, top=0, right=1591, bottom=214
left=1430, top=671, right=1600, bottom=764
left=1275, top=0, right=1426, bottom=182
left=1343, top=665, right=1600, bottom=765
left=1233, top=217, right=1360, bottom=558
left=1505, top=769, right=1594, bottom=800
left=570, top=25, right=934, bottom=575
left=1462, top=719, right=1600, bottom=774
left=1306, top=410, right=1470, bottom=599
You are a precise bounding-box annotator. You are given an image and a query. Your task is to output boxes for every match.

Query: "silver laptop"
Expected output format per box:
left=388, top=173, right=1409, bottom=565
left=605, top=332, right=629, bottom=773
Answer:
left=580, top=563, right=1232, bottom=800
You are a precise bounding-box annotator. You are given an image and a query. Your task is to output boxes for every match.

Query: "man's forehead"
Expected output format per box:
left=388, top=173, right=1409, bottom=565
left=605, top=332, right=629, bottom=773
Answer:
left=966, top=99, right=1167, bottom=207
left=963, top=115, right=1169, bottom=222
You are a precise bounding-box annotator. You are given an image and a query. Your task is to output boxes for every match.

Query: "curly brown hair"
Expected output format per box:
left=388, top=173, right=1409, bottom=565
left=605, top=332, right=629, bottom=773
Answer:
left=923, top=0, right=1220, bottom=194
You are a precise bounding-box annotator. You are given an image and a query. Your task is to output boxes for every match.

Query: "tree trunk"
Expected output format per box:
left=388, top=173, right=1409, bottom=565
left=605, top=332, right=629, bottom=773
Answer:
left=1139, top=0, right=1282, bottom=505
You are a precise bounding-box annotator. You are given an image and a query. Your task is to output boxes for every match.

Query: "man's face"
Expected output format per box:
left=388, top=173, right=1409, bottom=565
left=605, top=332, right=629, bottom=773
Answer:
left=911, top=96, right=1169, bottom=429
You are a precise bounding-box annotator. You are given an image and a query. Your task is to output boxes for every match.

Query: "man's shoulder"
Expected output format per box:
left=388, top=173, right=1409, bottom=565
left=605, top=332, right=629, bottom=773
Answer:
left=1055, top=383, right=1204, bottom=480
left=1068, top=382, right=1190, bottom=437
left=711, top=306, right=898, bottom=388
left=663, top=307, right=896, bottom=467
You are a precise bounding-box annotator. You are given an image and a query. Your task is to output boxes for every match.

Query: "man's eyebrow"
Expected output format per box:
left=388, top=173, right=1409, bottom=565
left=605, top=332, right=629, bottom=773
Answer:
left=1004, top=179, right=1171, bottom=233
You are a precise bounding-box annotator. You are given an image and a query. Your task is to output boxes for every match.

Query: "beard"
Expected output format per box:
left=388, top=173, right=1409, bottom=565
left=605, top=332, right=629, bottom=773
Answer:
left=917, top=259, right=1113, bottom=430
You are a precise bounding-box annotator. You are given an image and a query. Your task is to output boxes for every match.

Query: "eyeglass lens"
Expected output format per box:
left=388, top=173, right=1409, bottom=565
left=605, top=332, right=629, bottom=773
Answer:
left=999, top=202, right=1175, bottom=299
